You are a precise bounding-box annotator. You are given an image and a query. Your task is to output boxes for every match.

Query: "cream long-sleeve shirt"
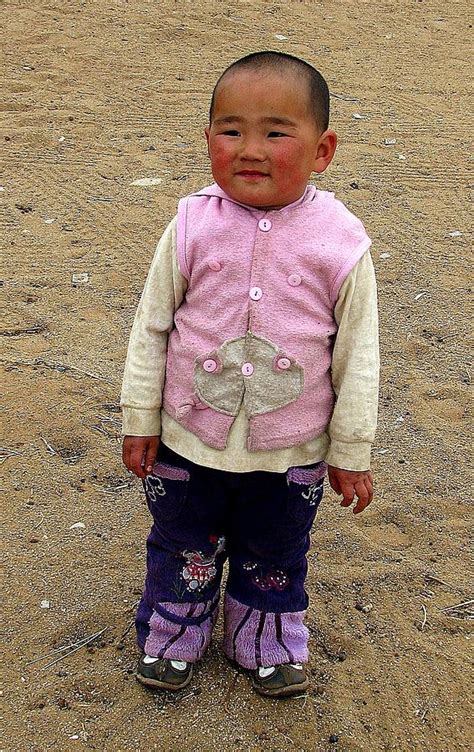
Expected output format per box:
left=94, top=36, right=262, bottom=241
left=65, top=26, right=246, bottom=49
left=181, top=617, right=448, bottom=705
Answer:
left=121, top=216, right=379, bottom=472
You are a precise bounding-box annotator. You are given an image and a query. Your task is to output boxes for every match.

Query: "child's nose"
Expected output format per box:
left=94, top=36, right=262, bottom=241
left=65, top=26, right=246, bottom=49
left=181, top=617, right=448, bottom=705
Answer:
left=239, top=135, right=266, bottom=161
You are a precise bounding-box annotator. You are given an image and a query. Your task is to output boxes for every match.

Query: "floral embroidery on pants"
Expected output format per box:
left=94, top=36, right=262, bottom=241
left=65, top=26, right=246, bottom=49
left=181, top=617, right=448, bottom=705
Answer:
left=181, top=535, right=225, bottom=593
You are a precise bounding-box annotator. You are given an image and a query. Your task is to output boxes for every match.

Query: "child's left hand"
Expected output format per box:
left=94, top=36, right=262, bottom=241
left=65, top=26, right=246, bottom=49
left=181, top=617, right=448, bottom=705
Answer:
left=327, top=466, right=373, bottom=514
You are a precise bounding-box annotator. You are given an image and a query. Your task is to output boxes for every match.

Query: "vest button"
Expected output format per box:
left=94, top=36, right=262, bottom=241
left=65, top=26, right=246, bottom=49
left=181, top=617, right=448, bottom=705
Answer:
left=258, top=218, right=272, bottom=232
left=276, top=357, right=291, bottom=370
left=241, top=362, right=254, bottom=376
left=287, top=273, right=302, bottom=287
left=249, top=286, right=263, bottom=301
left=203, top=359, right=218, bottom=373
left=208, top=259, right=222, bottom=271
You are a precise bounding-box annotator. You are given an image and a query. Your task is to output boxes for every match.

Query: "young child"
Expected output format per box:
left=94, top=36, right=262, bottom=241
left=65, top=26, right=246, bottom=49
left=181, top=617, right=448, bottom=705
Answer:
left=121, top=51, right=379, bottom=698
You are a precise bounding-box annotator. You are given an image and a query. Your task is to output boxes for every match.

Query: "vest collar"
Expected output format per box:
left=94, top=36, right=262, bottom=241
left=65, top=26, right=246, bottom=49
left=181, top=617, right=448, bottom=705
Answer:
left=194, top=183, right=318, bottom=214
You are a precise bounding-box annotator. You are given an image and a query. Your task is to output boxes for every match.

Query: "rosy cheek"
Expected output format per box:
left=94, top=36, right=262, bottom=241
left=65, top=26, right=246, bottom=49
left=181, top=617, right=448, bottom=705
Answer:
left=273, top=142, right=305, bottom=171
left=209, top=141, right=233, bottom=172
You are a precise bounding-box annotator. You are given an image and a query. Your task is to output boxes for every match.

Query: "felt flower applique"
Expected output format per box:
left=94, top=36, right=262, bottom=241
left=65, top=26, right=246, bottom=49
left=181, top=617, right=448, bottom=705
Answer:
left=243, top=562, right=289, bottom=591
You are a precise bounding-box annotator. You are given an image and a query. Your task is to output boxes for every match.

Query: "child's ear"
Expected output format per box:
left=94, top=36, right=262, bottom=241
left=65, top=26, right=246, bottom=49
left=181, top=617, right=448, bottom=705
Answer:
left=313, top=129, right=337, bottom=174
left=205, top=127, right=211, bottom=156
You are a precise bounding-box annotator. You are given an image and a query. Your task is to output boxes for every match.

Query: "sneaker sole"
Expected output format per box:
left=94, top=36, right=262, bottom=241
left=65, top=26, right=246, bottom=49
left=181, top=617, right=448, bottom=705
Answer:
left=135, top=666, right=193, bottom=692
left=251, top=676, right=309, bottom=698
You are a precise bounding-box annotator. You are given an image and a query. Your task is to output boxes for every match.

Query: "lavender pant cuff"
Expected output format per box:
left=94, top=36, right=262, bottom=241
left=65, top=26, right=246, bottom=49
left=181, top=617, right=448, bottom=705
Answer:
left=223, top=592, right=309, bottom=669
left=144, top=596, right=219, bottom=662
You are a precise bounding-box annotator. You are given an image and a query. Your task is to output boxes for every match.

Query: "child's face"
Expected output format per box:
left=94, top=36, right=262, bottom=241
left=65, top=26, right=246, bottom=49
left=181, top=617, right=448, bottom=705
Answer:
left=205, top=69, right=336, bottom=210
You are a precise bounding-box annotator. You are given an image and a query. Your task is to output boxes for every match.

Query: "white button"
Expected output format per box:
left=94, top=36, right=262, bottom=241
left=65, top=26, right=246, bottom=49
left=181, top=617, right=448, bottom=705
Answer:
left=288, top=274, right=302, bottom=287
left=258, top=218, right=272, bottom=232
left=242, top=362, right=254, bottom=376
left=250, top=286, right=263, bottom=301
left=277, top=357, right=291, bottom=370
left=208, top=259, right=222, bottom=271
left=203, top=359, right=218, bottom=373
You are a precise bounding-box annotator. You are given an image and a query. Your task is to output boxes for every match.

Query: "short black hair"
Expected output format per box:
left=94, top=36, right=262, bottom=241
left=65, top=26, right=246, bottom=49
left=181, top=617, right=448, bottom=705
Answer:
left=209, top=51, right=330, bottom=131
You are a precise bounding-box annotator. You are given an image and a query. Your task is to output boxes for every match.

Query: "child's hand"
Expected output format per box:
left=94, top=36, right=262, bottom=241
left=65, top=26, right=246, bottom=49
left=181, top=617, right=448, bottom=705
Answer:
left=122, top=435, right=160, bottom=479
left=327, top=465, right=373, bottom=514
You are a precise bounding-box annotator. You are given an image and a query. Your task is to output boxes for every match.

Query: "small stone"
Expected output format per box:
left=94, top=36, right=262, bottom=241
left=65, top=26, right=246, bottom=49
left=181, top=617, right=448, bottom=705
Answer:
left=71, top=273, right=89, bottom=286
left=350, top=181, right=359, bottom=189
left=29, top=537, right=40, bottom=544
left=130, top=177, right=162, bottom=186
left=40, top=600, right=50, bottom=609
left=329, top=734, right=339, bottom=743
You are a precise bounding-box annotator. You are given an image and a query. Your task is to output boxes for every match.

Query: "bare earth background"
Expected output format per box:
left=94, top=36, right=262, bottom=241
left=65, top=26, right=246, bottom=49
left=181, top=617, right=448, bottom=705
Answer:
left=1, top=0, right=472, bottom=750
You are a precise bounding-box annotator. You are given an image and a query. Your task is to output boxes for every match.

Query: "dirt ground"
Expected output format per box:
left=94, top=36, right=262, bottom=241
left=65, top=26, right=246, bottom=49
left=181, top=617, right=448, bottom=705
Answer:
left=1, top=0, right=472, bottom=750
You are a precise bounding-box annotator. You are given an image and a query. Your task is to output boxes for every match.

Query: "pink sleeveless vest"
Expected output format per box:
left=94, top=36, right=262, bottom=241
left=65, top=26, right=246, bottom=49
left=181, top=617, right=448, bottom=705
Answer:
left=162, top=184, right=371, bottom=451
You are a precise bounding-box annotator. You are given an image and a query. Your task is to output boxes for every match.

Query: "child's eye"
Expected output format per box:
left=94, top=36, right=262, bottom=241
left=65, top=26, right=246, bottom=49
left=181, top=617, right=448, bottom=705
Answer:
left=268, top=131, right=286, bottom=138
left=222, top=130, right=240, bottom=136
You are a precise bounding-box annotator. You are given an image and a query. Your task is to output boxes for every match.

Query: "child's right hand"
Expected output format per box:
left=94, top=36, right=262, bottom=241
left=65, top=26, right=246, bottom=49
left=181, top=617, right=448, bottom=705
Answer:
left=122, top=435, right=160, bottom=479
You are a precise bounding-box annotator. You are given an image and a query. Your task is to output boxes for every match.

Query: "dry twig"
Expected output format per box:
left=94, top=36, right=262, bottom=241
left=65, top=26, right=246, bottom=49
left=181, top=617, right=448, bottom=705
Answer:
left=424, top=573, right=462, bottom=592
left=330, top=92, right=360, bottom=102
left=27, top=628, right=108, bottom=669
left=5, top=357, right=114, bottom=383
left=40, top=437, right=58, bottom=455
left=0, top=447, right=22, bottom=464
left=421, top=604, right=428, bottom=630
left=441, top=599, right=473, bottom=612
left=117, top=619, right=135, bottom=644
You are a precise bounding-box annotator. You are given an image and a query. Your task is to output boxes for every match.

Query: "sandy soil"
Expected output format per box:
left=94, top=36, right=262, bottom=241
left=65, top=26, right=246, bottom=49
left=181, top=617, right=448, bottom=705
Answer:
left=1, top=1, right=472, bottom=750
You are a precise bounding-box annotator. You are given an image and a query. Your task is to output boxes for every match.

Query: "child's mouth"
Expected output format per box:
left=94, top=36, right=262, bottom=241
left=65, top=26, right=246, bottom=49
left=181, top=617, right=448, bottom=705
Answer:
left=236, top=171, right=268, bottom=180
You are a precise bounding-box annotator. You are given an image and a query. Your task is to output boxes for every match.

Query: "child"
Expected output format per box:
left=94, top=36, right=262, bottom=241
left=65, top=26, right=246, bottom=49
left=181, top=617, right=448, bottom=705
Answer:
left=121, top=51, right=379, bottom=698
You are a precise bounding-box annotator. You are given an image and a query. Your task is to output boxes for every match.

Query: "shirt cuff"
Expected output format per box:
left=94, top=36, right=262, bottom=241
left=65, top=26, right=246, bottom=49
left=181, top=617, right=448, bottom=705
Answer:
left=121, top=407, right=161, bottom=437
left=325, top=439, right=372, bottom=471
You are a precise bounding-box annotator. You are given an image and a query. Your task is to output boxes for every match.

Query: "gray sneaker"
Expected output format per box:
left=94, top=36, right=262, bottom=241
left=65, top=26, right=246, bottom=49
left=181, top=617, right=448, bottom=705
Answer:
left=136, top=655, right=193, bottom=691
left=251, top=663, right=309, bottom=698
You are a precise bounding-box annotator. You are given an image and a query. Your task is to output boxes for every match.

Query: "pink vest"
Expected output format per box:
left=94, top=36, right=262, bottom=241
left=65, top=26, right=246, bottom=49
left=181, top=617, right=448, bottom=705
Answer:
left=162, top=184, right=371, bottom=451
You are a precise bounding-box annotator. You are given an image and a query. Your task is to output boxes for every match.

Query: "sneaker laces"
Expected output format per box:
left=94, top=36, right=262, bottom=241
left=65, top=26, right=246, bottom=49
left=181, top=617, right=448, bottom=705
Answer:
left=143, top=655, right=188, bottom=671
left=257, top=663, right=303, bottom=678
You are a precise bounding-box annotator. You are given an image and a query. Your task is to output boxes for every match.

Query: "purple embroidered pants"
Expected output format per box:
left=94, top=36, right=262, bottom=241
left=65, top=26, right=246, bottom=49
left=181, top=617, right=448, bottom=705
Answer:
left=136, top=443, right=325, bottom=669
